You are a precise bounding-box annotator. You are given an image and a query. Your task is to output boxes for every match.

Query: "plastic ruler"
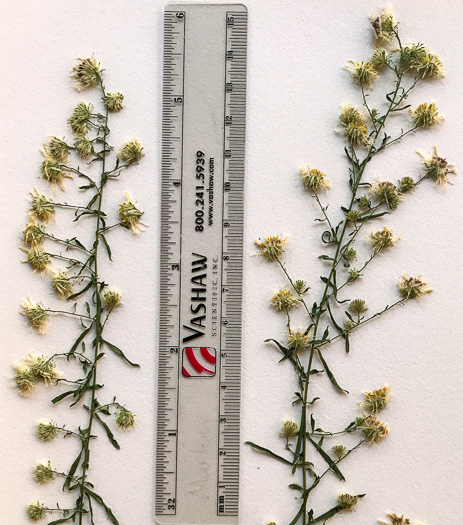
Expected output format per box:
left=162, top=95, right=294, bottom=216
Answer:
left=156, top=4, right=247, bottom=524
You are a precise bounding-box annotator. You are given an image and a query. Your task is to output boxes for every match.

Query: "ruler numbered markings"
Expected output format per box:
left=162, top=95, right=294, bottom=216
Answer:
left=156, top=4, right=247, bottom=525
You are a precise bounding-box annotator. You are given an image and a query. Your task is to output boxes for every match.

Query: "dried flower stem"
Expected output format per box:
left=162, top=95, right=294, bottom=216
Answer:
left=18, top=57, right=143, bottom=524
left=249, top=11, right=450, bottom=525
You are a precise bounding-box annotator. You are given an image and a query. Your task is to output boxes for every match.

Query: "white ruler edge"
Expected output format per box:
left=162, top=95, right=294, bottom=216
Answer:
left=156, top=4, right=247, bottom=524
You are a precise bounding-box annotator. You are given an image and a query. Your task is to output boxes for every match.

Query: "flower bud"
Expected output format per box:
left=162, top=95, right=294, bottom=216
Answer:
left=71, top=57, right=102, bottom=91
left=115, top=407, right=136, bottom=431
left=27, top=502, right=47, bottom=522
left=254, top=235, right=288, bottom=261
left=101, top=288, right=122, bottom=311
left=33, top=461, right=54, bottom=483
left=281, top=418, right=298, bottom=440
left=36, top=421, right=58, bottom=441
left=104, top=92, right=124, bottom=112
left=117, top=138, right=144, bottom=165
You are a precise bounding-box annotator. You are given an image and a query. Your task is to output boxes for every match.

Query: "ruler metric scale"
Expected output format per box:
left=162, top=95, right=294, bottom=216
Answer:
left=157, top=4, right=247, bottom=524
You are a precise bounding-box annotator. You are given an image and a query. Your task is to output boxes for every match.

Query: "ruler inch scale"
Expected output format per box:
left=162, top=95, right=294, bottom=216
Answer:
left=156, top=4, right=247, bottom=525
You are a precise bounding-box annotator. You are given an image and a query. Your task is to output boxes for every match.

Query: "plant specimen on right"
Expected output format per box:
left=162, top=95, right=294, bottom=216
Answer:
left=248, top=7, right=453, bottom=525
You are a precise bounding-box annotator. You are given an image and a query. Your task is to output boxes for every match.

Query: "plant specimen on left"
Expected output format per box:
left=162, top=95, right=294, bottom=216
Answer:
left=15, top=56, right=144, bottom=524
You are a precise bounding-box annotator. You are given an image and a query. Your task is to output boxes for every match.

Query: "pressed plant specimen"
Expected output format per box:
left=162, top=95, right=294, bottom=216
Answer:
left=248, top=8, right=452, bottom=525
left=16, top=57, right=144, bottom=524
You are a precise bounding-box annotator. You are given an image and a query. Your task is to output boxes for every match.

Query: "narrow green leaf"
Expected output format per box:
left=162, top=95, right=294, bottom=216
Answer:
left=47, top=518, right=74, bottom=525
left=51, top=390, right=75, bottom=404
left=63, top=449, right=83, bottom=490
left=85, top=488, right=119, bottom=525
left=320, top=276, right=334, bottom=287
left=100, top=234, right=113, bottom=261
left=94, top=412, right=120, bottom=450
left=308, top=435, right=345, bottom=481
left=307, top=397, right=320, bottom=405
left=288, top=499, right=308, bottom=525
left=312, top=505, right=343, bottom=523
left=67, top=281, right=93, bottom=302
left=344, top=332, right=350, bottom=354
left=318, top=255, right=334, bottom=261
left=317, top=350, right=349, bottom=394
left=87, top=193, right=98, bottom=209
left=101, top=339, right=140, bottom=367
left=245, top=441, right=293, bottom=466
left=289, top=483, right=303, bottom=491
left=357, top=211, right=390, bottom=222
left=68, top=326, right=92, bottom=358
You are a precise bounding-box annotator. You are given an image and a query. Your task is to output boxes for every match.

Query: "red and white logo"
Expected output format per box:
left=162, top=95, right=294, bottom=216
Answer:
left=182, top=347, right=216, bottom=377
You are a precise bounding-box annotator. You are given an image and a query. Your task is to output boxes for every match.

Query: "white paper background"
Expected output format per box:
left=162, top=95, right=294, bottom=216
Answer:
left=1, top=1, right=462, bottom=524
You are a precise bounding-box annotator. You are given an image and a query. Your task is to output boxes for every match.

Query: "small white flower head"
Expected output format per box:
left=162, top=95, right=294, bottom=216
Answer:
left=21, top=298, right=49, bottom=333
left=408, top=102, right=444, bottom=128
left=14, top=363, right=39, bottom=396
left=371, top=7, right=396, bottom=44
left=293, top=280, right=309, bottom=295
left=51, top=269, right=74, bottom=298
left=416, top=53, right=445, bottom=79
left=115, top=407, right=136, bottom=431
left=344, top=247, right=357, bottom=262
left=348, top=299, right=368, bottom=316
left=24, top=351, right=60, bottom=386
left=117, top=138, right=144, bottom=166
left=338, top=493, right=362, bottom=511
left=31, top=189, right=55, bottom=222
left=301, top=165, right=331, bottom=192
left=23, top=215, right=46, bottom=246
left=379, top=513, right=412, bottom=525
left=266, top=521, right=278, bottom=525
left=254, top=235, right=288, bottom=261
left=68, top=102, right=93, bottom=135
left=119, top=192, right=144, bottom=233
left=370, top=178, right=404, bottom=210
left=399, top=43, right=427, bottom=72
left=20, top=245, right=51, bottom=273
left=343, top=320, right=356, bottom=332
left=75, top=135, right=94, bottom=159
left=40, top=157, right=73, bottom=190
left=281, top=418, right=298, bottom=440
left=357, top=414, right=389, bottom=444
left=27, top=501, right=47, bottom=522
left=398, top=176, right=415, bottom=193
left=42, top=136, right=70, bottom=163
left=359, top=386, right=390, bottom=414
left=369, top=227, right=400, bottom=254
left=102, top=287, right=122, bottom=311
left=397, top=275, right=432, bottom=300
left=36, top=421, right=58, bottom=442
left=332, top=445, right=346, bottom=459
left=345, top=60, right=379, bottom=88
left=358, top=195, right=371, bottom=209
left=348, top=269, right=360, bottom=282
left=339, top=105, right=370, bottom=146
left=270, top=288, right=299, bottom=312
left=104, top=92, right=124, bottom=112
left=345, top=210, right=360, bottom=223
left=371, top=48, right=390, bottom=70
left=33, top=460, right=54, bottom=483
left=71, top=56, right=102, bottom=91
left=340, top=104, right=366, bottom=127
left=417, top=146, right=456, bottom=186
left=288, top=327, right=313, bottom=352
